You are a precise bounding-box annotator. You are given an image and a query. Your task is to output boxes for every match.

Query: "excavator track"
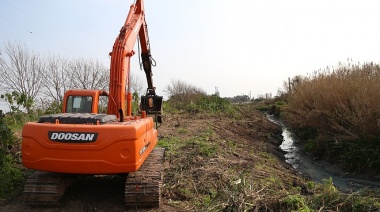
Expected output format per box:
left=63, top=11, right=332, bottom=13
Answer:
left=125, top=147, right=165, bottom=208
left=24, top=171, right=74, bottom=206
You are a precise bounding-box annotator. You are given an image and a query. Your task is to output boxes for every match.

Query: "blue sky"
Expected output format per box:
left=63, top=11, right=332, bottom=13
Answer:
left=1, top=0, right=380, bottom=99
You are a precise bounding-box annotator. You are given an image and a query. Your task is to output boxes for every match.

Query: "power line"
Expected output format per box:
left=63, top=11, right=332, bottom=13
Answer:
left=0, top=15, right=80, bottom=58
left=0, top=15, right=33, bottom=34
left=1, top=0, right=101, bottom=60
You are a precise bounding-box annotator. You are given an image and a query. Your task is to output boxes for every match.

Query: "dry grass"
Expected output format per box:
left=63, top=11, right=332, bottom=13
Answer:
left=287, top=61, right=380, bottom=139
left=157, top=104, right=380, bottom=211
left=158, top=105, right=307, bottom=211
left=284, top=61, right=380, bottom=173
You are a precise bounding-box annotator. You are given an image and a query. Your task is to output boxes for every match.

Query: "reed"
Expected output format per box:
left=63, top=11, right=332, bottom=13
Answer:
left=285, top=61, right=380, bottom=172
left=288, top=61, right=380, bottom=140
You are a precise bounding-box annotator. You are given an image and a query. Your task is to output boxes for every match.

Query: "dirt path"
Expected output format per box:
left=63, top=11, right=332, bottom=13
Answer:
left=0, top=104, right=305, bottom=211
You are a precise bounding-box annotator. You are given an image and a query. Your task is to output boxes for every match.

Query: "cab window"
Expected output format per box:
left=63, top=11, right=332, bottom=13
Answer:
left=66, top=96, right=93, bottom=113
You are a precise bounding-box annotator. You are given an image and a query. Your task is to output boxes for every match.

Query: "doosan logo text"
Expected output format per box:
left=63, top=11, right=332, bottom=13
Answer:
left=48, top=131, right=98, bottom=143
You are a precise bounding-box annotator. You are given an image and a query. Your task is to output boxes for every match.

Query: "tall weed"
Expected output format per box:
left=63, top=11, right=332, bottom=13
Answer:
left=286, top=61, right=380, bottom=172
left=288, top=62, right=380, bottom=138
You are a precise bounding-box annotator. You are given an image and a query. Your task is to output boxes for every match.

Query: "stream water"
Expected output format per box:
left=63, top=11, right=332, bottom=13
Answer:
left=267, top=114, right=380, bottom=192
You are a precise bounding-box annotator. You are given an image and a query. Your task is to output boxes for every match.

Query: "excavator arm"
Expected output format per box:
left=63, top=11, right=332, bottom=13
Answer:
left=108, top=0, right=158, bottom=118
left=138, top=16, right=155, bottom=94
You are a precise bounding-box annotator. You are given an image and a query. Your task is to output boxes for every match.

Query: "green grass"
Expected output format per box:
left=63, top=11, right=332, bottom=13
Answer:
left=281, top=194, right=311, bottom=212
left=177, top=128, right=188, bottom=134
left=255, top=100, right=288, bottom=117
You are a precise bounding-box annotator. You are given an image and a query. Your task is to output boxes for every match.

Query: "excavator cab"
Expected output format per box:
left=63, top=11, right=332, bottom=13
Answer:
left=66, top=96, right=93, bottom=113
left=62, top=89, right=108, bottom=114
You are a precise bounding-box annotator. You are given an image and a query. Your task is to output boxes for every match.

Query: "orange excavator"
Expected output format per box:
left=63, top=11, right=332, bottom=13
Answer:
left=22, top=0, right=164, bottom=208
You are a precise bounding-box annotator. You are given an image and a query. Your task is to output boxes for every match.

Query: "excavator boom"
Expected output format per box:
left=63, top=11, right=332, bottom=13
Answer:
left=108, top=0, right=156, bottom=118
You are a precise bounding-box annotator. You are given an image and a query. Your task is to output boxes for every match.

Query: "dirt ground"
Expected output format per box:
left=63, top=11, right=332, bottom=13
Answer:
left=0, top=103, right=305, bottom=211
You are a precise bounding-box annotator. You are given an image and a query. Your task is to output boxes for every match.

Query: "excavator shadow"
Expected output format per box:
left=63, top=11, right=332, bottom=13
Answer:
left=60, top=175, right=127, bottom=209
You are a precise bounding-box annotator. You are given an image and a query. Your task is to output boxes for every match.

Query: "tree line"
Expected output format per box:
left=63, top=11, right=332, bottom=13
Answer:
left=0, top=41, right=144, bottom=113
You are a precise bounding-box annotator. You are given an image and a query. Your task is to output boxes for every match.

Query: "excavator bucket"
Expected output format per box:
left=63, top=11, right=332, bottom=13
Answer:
left=141, top=95, right=163, bottom=115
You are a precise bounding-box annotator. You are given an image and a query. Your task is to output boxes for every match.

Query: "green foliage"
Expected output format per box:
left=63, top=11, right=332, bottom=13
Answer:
left=165, top=80, right=237, bottom=117
left=307, top=181, right=316, bottom=191
left=187, top=128, right=217, bottom=158
left=2, top=110, right=41, bottom=131
left=275, top=101, right=287, bottom=106
left=0, top=91, right=41, bottom=130
left=260, top=175, right=284, bottom=190
left=301, top=137, right=380, bottom=173
left=168, top=93, right=238, bottom=117
left=195, top=95, right=237, bottom=116
left=307, top=177, right=380, bottom=211
left=132, top=91, right=140, bottom=115
left=255, top=104, right=271, bottom=112
left=1, top=91, right=33, bottom=114
left=332, top=139, right=380, bottom=172
left=296, top=126, right=318, bottom=140
left=226, top=139, right=237, bottom=149
left=162, top=101, right=170, bottom=111
left=194, top=139, right=216, bottom=157
left=177, top=128, right=188, bottom=134
left=198, top=189, right=217, bottom=207
left=279, top=178, right=380, bottom=211
left=269, top=101, right=288, bottom=118
left=43, top=100, right=62, bottom=115
left=0, top=112, right=24, bottom=200
left=178, top=187, right=193, bottom=199
left=281, top=194, right=311, bottom=212
left=256, top=100, right=288, bottom=117
left=303, top=140, right=319, bottom=153
left=157, top=136, right=181, bottom=150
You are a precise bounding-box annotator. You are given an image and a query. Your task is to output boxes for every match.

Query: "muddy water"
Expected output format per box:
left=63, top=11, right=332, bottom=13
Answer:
left=267, top=114, right=380, bottom=192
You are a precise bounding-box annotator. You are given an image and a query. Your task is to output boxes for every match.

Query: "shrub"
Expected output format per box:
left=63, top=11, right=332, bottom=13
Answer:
left=0, top=112, right=24, bottom=200
left=165, top=80, right=237, bottom=117
left=164, top=79, right=206, bottom=110
left=281, top=194, right=311, bottom=211
left=194, top=95, right=237, bottom=117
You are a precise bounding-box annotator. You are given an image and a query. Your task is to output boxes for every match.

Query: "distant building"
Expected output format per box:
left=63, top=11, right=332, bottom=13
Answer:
left=226, top=95, right=251, bottom=103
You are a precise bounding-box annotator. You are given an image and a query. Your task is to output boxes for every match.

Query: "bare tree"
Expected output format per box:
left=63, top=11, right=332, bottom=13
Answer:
left=165, top=79, right=206, bottom=98
left=67, top=58, right=145, bottom=94
left=0, top=41, right=45, bottom=102
left=130, top=73, right=144, bottom=95
left=42, top=55, right=70, bottom=105
left=68, top=58, right=109, bottom=90
left=164, top=79, right=206, bottom=108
